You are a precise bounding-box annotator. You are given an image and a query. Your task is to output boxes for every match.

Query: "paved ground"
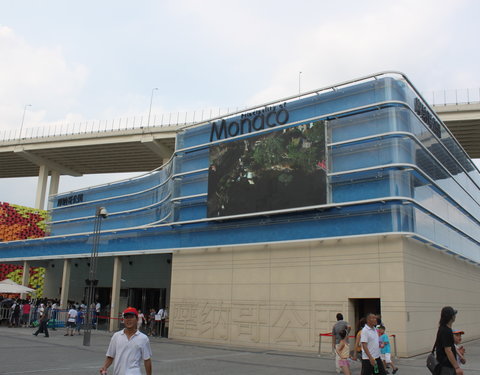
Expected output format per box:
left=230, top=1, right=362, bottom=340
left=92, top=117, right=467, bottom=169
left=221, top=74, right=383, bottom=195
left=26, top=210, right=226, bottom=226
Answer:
left=0, top=326, right=479, bottom=374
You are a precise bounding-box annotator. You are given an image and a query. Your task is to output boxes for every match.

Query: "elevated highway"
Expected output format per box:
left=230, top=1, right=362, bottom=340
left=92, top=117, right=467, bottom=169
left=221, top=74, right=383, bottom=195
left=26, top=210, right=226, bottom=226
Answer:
left=433, top=103, right=480, bottom=158
left=0, top=125, right=179, bottom=178
left=0, top=124, right=180, bottom=209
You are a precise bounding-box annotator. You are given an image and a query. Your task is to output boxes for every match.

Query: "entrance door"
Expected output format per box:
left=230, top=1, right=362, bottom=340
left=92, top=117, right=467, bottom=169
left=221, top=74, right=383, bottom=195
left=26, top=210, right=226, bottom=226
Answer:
left=350, top=298, right=381, bottom=332
left=127, top=288, right=167, bottom=312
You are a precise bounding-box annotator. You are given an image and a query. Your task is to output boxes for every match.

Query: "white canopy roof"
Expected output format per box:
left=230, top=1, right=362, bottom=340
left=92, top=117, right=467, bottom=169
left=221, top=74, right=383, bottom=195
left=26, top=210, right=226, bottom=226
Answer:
left=0, top=279, right=35, bottom=294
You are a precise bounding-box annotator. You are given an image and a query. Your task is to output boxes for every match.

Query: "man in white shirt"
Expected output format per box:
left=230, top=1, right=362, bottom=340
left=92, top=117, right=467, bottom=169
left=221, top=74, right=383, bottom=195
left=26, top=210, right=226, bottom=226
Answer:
left=361, top=313, right=386, bottom=375
left=94, top=301, right=101, bottom=328
left=157, top=306, right=168, bottom=337
left=100, top=307, right=152, bottom=375
left=65, top=306, right=78, bottom=336
left=37, top=303, right=45, bottom=321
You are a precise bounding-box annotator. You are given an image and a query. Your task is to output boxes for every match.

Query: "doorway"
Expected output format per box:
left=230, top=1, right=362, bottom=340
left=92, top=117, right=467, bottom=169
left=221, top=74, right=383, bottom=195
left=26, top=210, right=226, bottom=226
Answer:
left=128, top=288, right=167, bottom=312
left=350, top=298, right=381, bottom=332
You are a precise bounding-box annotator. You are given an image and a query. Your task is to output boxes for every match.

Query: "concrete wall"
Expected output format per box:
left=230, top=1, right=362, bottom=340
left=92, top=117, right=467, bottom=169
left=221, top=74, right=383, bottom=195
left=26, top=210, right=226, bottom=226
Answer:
left=169, top=235, right=480, bottom=356
left=169, top=235, right=410, bottom=354
left=403, top=237, right=480, bottom=356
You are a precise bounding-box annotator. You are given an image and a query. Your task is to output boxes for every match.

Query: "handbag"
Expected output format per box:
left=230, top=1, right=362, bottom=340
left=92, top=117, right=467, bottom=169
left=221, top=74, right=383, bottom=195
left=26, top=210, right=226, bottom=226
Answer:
left=426, top=350, right=438, bottom=374
left=426, top=342, right=444, bottom=374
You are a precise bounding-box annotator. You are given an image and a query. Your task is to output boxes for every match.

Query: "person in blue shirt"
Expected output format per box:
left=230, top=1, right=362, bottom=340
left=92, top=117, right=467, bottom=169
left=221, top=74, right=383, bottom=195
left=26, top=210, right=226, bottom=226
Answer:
left=378, top=325, right=398, bottom=374
left=75, top=306, right=84, bottom=335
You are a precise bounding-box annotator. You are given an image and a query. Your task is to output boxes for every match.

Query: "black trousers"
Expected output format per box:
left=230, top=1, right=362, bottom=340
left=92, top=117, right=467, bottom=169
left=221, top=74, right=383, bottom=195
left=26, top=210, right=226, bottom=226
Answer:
left=362, top=357, right=386, bottom=375
left=34, top=320, right=49, bottom=337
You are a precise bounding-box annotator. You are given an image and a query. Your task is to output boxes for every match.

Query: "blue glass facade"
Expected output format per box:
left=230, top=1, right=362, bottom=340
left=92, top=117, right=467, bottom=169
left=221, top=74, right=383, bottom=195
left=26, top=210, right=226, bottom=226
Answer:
left=1, top=72, right=479, bottom=264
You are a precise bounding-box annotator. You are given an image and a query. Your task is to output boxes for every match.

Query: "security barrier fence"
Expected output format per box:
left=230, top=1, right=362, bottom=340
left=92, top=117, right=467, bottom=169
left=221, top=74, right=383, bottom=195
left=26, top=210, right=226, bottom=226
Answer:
left=0, top=307, right=94, bottom=329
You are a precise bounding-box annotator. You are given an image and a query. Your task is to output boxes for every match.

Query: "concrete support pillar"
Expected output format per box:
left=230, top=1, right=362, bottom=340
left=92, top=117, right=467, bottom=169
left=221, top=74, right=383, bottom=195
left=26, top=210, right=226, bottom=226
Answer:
left=35, top=165, right=49, bottom=210
left=49, top=170, right=60, bottom=197
left=20, top=261, right=30, bottom=299
left=21, top=261, right=30, bottom=286
left=109, top=256, right=122, bottom=332
left=59, top=259, right=71, bottom=309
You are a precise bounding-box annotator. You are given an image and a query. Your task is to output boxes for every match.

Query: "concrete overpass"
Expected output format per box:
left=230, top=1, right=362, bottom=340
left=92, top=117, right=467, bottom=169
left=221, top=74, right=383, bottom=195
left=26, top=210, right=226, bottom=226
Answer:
left=0, top=125, right=179, bottom=209
left=433, top=103, right=480, bottom=158
left=0, top=125, right=178, bottom=177
left=0, top=102, right=479, bottom=209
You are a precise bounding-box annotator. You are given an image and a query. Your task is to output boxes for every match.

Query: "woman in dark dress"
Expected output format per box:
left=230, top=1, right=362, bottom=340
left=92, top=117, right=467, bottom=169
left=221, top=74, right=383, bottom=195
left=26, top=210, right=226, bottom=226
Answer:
left=434, top=306, right=463, bottom=375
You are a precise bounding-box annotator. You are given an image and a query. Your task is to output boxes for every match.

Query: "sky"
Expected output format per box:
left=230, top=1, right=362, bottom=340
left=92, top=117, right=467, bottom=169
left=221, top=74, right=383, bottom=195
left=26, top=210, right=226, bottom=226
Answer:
left=1, top=0, right=480, bottom=207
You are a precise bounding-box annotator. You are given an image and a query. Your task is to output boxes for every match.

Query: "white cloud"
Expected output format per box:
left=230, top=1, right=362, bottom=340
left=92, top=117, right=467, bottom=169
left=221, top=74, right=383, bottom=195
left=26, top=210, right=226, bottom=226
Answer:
left=246, top=0, right=474, bottom=105
left=0, top=25, right=88, bottom=131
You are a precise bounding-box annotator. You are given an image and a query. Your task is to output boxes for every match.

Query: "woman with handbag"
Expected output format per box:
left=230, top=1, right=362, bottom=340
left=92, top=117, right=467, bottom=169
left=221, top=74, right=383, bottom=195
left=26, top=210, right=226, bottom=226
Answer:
left=434, top=306, right=463, bottom=375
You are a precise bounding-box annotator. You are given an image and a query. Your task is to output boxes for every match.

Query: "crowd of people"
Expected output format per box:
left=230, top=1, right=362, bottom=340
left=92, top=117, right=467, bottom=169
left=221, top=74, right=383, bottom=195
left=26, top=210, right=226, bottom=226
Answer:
left=0, top=297, right=105, bottom=335
left=331, top=307, right=466, bottom=375
left=331, top=312, right=398, bottom=375
left=1, top=296, right=167, bottom=339
left=1, top=297, right=61, bottom=329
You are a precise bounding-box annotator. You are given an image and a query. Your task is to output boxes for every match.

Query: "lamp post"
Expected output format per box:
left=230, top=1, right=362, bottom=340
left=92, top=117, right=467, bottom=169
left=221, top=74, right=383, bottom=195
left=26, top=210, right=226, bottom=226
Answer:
left=19, top=104, right=32, bottom=140
left=298, top=72, right=302, bottom=95
left=83, top=206, right=108, bottom=347
left=147, top=88, right=158, bottom=127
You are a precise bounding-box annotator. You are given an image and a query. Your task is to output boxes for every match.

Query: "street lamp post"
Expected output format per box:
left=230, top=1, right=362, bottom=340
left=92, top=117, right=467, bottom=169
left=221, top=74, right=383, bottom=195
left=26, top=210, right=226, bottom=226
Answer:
left=147, top=88, right=158, bottom=127
left=298, top=72, right=302, bottom=95
left=83, top=206, right=108, bottom=347
left=19, top=104, right=32, bottom=140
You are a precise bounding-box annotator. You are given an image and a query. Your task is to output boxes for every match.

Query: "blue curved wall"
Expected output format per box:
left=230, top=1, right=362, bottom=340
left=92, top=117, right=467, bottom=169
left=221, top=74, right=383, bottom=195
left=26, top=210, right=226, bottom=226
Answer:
left=2, top=73, right=480, bottom=264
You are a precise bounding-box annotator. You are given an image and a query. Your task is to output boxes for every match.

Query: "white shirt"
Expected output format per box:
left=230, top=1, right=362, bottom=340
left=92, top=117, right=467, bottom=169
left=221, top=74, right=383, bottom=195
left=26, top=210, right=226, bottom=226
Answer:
left=68, top=309, right=78, bottom=322
left=360, top=324, right=380, bottom=359
left=106, top=329, right=152, bottom=375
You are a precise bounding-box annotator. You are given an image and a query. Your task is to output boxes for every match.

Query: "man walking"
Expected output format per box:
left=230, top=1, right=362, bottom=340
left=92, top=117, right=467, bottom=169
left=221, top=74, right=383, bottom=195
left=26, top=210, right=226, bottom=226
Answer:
left=32, top=305, right=49, bottom=337
left=100, top=307, right=152, bottom=375
left=332, top=313, right=351, bottom=373
left=361, top=313, right=386, bottom=375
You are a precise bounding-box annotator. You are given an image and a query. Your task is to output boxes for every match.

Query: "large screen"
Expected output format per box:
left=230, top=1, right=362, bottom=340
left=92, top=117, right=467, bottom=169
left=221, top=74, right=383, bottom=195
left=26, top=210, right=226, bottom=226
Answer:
left=207, top=120, right=327, bottom=217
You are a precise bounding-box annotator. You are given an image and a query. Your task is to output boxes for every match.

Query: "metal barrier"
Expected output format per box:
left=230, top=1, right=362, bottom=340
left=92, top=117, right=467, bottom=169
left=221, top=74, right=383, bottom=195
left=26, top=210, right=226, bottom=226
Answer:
left=24, top=308, right=67, bottom=328
left=424, top=88, right=480, bottom=106
left=0, top=307, right=12, bottom=323
left=49, top=309, right=67, bottom=328
left=318, top=331, right=398, bottom=359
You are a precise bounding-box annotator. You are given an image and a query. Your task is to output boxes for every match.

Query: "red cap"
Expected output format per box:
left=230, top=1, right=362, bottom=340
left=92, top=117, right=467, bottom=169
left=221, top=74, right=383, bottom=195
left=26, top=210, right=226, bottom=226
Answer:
left=123, top=307, right=138, bottom=317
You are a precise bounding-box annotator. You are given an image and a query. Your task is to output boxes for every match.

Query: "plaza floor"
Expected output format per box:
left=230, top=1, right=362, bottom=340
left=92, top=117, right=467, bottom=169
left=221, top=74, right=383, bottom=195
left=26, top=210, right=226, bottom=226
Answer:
left=0, top=326, right=479, bottom=374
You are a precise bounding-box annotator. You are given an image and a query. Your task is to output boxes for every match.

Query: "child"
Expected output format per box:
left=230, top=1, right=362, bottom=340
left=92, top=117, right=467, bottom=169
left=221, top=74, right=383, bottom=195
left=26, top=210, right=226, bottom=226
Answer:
left=453, top=329, right=466, bottom=367
left=335, top=329, right=351, bottom=375
left=378, top=325, right=398, bottom=374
